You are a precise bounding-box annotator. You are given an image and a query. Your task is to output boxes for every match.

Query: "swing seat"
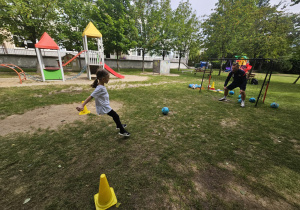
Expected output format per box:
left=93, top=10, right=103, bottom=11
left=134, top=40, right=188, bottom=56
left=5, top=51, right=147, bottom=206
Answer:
left=44, top=67, right=61, bottom=70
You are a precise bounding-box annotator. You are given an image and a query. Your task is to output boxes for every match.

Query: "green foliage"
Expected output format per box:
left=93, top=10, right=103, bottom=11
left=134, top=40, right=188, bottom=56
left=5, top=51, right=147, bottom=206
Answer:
left=152, top=0, right=173, bottom=60
left=55, top=0, right=96, bottom=51
left=94, top=0, right=138, bottom=71
left=172, top=0, right=201, bottom=70
left=0, top=0, right=60, bottom=44
left=132, top=0, right=160, bottom=71
left=202, top=0, right=296, bottom=59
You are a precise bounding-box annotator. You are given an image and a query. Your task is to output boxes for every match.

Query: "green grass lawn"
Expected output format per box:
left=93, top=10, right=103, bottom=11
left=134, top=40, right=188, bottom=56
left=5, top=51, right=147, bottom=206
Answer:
left=0, top=69, right=299, bottom=209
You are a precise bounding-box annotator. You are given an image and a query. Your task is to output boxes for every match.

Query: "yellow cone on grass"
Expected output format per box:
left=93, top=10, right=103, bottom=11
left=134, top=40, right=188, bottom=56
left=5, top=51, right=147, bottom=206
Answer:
left=79, top=101, right=90, bottom=115
left=94, top=174, right=117, bottom=210
left=210, top=82, right=215, bottom=90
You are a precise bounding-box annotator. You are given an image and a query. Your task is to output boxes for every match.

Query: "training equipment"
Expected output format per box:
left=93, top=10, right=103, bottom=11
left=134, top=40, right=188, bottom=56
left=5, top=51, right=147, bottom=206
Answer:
left=270, top=102, right=279, bottom=108
left=229, top=90, right=234, bottom=95
left=162, top=107, right=169, bottom=115
left=249, top=97, right=256, bottom=103
left=238, top=98, right=242, bottom=103
left=188, top=84, right=193, bottom=88
left=94, top=174, right=117, bottom=210
left=79, top=101, right=91, bottom=115
left=238, top=94, right=241, bottom=99
left=210, top=82, right=215, bottom=90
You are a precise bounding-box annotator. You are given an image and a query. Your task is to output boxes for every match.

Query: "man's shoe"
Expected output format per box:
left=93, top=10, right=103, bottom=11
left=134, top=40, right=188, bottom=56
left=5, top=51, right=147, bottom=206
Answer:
left=119, top=131, right=130, bottom=137
left=116, top=124, right=127, bottom=130
left=241, top=101, right=245, bottom=107
left=219, top=97, right=226, bottom=101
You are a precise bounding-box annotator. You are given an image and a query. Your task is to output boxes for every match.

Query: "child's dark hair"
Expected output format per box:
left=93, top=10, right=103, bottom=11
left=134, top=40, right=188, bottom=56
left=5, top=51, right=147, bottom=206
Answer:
left=91, top=69, right=109, bottom=88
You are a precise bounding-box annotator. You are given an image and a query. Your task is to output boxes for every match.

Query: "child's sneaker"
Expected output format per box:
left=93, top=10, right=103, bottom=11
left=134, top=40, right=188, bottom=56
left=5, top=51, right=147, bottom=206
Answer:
left=119, top=130, right=130, bottom=137
left=219, top=97, right=227, bottom=101
left=116, top=124, right=127, bottom=130
left=241, top=101, right=245, bottom=107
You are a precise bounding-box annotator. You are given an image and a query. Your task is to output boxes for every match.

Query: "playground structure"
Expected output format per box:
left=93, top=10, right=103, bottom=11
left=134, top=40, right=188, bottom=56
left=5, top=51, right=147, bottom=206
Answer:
left=199, top=58, right=274, bottom=107
left=34, top=22, right=124, bottom=82
left=0, top=64, right=26, bottom=84
left=82, top=22, right=124, bottom=80
left=224, top=56, right=252, bottom=74
left=35, top=32, right=65, bottom=82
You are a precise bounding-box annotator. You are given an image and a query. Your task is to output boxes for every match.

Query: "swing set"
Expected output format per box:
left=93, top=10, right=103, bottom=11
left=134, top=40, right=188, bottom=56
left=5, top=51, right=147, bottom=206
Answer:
left=199, top=58, right=275, bottom=107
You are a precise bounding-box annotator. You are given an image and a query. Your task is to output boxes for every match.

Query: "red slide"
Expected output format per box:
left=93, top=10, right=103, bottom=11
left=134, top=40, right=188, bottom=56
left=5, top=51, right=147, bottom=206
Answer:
left=104, top=64, right=125, bottom=79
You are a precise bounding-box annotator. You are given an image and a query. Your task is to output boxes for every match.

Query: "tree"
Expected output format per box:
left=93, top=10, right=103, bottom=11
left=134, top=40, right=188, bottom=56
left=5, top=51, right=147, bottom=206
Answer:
left=0, top=0, right=60, bottom=45
left=133, top=0, right=160, bottom=72
left=291, top=0, right=300, bottom=5
left=172, top=0, right=200, bottom=71
left=94, top=0, right=137, bottom=72
left=152, top=0, right=173, bottom=60
left=56, top=0, right=96, bottom=52
left=202, top=0, right=296, bottom=73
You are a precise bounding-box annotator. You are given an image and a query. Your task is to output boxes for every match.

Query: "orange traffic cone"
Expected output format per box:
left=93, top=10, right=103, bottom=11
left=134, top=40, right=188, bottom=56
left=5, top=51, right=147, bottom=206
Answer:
left=79, top=101, right=90, bottom=115
left=94, top=174, right=117, bottom=210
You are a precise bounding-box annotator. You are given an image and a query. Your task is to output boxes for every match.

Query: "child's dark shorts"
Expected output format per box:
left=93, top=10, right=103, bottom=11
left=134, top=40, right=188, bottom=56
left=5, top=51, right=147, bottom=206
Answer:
left=227, top=82, right=246, bottom=91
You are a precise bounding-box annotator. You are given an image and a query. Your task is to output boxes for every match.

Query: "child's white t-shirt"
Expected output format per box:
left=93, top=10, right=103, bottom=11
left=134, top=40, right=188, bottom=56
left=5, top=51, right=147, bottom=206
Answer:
left=90, top=85, right=112, bottom=115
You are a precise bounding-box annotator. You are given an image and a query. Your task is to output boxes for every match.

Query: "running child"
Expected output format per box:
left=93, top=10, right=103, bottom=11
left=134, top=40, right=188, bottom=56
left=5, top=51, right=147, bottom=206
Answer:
left=76, top=69, right=130, bottom=136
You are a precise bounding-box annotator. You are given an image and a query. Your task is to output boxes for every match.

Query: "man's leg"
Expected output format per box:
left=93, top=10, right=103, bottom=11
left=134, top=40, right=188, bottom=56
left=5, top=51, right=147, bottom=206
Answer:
left=219, top=83, right=235, bottom=101
left=240, top=89, right=246, bottom=107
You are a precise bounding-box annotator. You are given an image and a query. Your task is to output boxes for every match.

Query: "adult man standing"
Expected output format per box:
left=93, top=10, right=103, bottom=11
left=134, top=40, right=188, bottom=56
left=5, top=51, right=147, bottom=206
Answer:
left=219, top=63, right=247, bottom=107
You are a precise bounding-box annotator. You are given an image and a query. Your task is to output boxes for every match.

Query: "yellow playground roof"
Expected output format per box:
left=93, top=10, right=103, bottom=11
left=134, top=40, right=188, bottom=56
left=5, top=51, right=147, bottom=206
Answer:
left=82, top=22, right=102, bottom=38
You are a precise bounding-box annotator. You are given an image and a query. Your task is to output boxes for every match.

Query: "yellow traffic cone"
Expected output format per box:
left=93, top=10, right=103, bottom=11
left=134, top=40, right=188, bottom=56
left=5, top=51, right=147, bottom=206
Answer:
left=94, top=174, right=117, bottom=210
left=79, top=101, right=90, bottom=115
left=210, top=82, right=215, bottom=90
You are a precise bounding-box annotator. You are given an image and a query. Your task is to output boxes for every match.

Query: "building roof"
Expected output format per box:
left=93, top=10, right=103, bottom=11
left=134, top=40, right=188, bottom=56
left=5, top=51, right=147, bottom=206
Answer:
left=35, top=32, right=59, bottom=50
left=82, top=22, right=102, bottom=38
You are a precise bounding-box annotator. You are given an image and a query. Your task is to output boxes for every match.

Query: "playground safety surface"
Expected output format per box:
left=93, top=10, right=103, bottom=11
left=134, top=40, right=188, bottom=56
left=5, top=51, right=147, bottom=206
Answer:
left=0, top=74, right=149, bottom=87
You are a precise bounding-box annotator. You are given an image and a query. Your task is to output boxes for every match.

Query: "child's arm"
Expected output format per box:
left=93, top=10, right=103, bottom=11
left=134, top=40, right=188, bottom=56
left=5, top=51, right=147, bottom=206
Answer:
left=76, top=96, right=93, bottom=111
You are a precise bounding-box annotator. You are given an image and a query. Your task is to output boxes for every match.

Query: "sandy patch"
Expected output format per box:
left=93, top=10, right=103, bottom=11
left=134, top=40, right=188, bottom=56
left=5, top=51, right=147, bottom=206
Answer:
left=0, top=101, right=122, bottom=136
left=0, top=74, right=149, bottom=87
left=140, top=72, right=180, bottom=76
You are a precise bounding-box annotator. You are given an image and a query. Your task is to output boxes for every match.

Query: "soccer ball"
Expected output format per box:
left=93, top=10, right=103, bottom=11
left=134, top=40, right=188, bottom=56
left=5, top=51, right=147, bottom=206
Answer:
left=238, top=98, right=242, bottom=103
left=249, top=97, right=256, bottom=103
left=162, top=107, right=169, bottom=115
left=229, top=90, right=234, bottom=95
left=270, top=102, right=279, bottom=108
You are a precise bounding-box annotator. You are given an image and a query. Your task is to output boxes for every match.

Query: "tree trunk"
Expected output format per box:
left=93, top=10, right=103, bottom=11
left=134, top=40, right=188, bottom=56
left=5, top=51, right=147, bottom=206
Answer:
left=142, top=49, right=145, bottom=73
left=293, top=75, right=300, bottom=84
left=116, top=51, right=120, bottom=72
left=178, top=50, right=181, bottom=71
left=218, top=59, right=223, bottom=76
left=162, top=50, right=165, bottom=60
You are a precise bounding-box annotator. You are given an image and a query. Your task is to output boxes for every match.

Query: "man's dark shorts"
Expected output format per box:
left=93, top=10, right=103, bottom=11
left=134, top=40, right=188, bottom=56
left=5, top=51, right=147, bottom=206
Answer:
left=227, top=82, right=246, bottom=91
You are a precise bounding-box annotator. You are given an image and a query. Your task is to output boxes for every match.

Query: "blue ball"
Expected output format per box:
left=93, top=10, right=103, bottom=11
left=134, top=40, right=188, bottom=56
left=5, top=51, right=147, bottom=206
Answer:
left=238, top=98, right=242, bottom=103
left=162, top=107, right=169, bottom=115
left=229, top=90, right=234, bottom=95
left=270, top=102, right=279, bottom=108
left=189, top=84, right=193, bottom=88
left=238, top=94, right=241, bottom=99
left=249, top=97, right=256, bottom=103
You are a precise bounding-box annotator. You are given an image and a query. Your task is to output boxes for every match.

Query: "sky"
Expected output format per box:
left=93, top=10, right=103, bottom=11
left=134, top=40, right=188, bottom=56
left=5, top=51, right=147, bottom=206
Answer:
left=170, top=0, right=300, bottom=18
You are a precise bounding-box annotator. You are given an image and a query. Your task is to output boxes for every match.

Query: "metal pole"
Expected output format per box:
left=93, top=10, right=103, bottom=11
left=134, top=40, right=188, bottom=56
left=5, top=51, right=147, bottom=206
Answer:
left=263, top=61, right=273, bottom=103
left=255, top=60, right=270, bottom=107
